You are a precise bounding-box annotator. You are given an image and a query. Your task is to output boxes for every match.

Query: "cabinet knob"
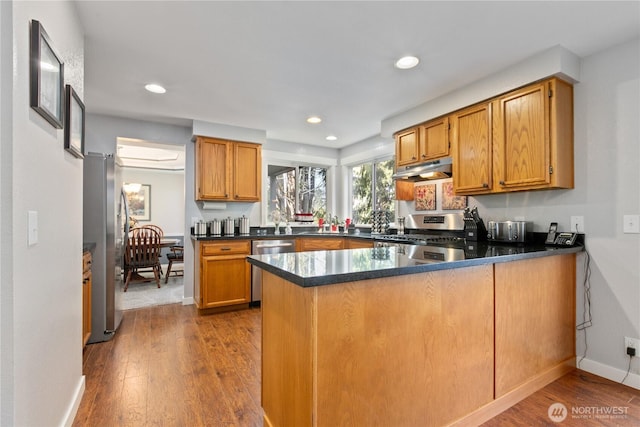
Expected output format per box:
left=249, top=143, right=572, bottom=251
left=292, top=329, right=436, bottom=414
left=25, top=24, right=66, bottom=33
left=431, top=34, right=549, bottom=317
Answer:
left=235, top=195, right=238, bottom=198
left=225, top=194, right=229, bottom=197
left=412, top=156, right=416, bottom=160
left=499, top=181, right=505, bottom=186
left=482, top=183, right=489, bottom=188
left=421, top=154, right=426, bottom=158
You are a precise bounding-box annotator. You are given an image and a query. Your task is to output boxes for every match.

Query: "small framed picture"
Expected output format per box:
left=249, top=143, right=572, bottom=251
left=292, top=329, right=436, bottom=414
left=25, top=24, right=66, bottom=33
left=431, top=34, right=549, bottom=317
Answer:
left=124, top=184, right=151, bottom=221
left=30, top=20, right=64, bottom=128
left=415, top=184, right=436, bottom=210
left=64, top=85, right=85, bottom=159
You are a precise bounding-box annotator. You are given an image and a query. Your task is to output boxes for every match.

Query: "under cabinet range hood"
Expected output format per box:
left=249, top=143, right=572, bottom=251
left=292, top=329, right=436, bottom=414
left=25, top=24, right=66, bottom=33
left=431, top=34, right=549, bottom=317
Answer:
left=392, top=157, right=453, bottom=181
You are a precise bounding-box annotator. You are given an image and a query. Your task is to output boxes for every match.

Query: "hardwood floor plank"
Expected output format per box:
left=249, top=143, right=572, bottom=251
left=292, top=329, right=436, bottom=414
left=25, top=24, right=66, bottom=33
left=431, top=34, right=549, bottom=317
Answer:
left=75, top=303, right=638, bottom=427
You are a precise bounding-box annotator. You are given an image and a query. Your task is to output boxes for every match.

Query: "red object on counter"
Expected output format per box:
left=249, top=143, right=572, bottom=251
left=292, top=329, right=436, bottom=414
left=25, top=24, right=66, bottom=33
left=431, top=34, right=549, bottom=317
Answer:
left=345, top=218, right=351, bottom=227
left=318, top=218, right=324, bottom=227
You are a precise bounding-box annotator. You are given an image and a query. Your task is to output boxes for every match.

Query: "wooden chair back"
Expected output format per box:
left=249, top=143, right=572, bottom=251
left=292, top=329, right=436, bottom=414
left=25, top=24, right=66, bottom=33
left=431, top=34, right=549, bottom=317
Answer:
left=125, top=227, right=161, bottom=270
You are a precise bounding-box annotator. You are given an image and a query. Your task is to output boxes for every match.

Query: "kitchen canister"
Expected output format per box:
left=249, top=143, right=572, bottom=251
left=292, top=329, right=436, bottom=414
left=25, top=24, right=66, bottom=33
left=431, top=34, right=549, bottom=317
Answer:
left=223, top=217, right=235, bottom=236
left=194, top=221, right=207, bottom=236
left=239, top=215, right=250, bottom=234
left=209, top=219, right=221, bottom=235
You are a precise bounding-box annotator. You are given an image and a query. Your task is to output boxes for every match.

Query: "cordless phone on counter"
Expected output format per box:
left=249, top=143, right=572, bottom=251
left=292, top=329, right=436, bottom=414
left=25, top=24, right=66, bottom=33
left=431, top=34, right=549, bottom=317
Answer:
left=545, top=222, right=578, bottom=246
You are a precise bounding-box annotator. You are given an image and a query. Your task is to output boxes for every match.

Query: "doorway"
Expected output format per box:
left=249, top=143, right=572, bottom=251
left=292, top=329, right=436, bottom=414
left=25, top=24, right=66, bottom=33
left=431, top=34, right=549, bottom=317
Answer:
left=117, top=137, right=186, bottom=309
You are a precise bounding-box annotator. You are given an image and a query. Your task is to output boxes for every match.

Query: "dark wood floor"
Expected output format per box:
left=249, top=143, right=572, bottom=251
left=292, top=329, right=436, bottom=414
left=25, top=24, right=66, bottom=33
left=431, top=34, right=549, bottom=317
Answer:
left=74, top=303, right=639, bottom=426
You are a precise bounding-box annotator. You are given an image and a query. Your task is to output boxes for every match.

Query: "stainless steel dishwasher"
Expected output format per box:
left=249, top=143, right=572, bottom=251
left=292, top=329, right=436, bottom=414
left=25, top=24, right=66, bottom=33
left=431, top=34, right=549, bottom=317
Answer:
left=251, top=239, right=296, bottom=305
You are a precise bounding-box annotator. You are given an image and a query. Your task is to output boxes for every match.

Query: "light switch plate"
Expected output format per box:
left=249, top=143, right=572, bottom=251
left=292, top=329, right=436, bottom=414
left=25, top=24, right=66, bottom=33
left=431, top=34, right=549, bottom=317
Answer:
left=28, top=210, right=38, bottom=246
left=623, top=215, right=640, bottom=234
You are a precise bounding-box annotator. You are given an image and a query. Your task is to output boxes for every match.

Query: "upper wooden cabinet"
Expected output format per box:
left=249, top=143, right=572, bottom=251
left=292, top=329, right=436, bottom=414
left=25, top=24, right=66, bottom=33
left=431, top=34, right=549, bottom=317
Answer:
left=395, top=116, right=450, bottom=169
left=420, top=116, right=450, bottom=161
left=395, top=128, right=420, bottom=166
left=492, top=78, right=574, bottom=192
left=195, top=136, right=262, bottom=202
left=451, top=102, right=493, bottom=194
left=451, top=77, right=573, bottom=195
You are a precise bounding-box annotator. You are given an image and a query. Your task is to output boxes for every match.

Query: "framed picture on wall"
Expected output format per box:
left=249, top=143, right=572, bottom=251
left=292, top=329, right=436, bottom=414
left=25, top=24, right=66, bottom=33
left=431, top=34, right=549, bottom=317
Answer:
left=64, top=85, right=85, bottom=159
left=30, top=20, right=64, bottom=128
left=415, top=184, right=436, bottom=210
left=442, top=182, right=467, bottom=210
left=124, top=183, right=151, bottom=221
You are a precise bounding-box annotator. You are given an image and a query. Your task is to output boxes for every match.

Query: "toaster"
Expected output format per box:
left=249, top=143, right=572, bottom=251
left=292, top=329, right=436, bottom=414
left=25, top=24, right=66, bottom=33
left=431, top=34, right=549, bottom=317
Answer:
left=486, top=221, right=531, bottom=243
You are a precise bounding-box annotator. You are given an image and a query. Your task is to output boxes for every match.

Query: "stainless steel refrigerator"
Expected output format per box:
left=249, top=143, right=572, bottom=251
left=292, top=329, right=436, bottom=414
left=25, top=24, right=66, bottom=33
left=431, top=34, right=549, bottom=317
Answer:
left=83, top=153, right=128, bottom=343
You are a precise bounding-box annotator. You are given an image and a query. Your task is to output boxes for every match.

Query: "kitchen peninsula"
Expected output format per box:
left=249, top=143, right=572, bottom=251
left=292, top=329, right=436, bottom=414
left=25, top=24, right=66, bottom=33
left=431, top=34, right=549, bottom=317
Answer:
left=248, top=243, right=582, bottom=427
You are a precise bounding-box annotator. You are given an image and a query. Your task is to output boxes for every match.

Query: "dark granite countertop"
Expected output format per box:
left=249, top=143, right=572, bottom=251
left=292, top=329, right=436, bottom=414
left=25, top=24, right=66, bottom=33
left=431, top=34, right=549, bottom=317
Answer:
left=191, top=231, right=373, bottom=241
left=247, top=242, right=584, bottom=287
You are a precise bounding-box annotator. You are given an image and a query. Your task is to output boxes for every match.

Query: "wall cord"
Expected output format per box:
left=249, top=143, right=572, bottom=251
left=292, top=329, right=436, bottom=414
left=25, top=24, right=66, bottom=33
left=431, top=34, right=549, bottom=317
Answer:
left=576, top=246, right=592, bottom=368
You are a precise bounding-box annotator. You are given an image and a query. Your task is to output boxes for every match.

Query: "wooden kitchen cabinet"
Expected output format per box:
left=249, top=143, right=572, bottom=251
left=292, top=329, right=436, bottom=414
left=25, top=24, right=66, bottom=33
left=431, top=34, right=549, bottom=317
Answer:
left=82, top=250, right=92, bottom=347
left=395, top=127, right=420, bottom=166
left=297, top=237, right=344, bottom=252
left=453, top=77, right=573, bottom=195
left=492, top=78, right=574, bottom=192
left=451, top=102, right=493, bottom=194
left=195, top=136, right=261, bottom=202
left=195, top=240, right=251, bottom=311
left=395, top=116, right=450, bottom=169
left=419, top=115, right=450, bottom=161
left=344, top=237, right=374, bottom=249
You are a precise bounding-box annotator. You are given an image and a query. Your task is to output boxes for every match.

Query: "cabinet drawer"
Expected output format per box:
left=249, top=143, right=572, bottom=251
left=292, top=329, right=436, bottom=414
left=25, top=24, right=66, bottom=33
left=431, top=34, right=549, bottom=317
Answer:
left=201, top=240, right=250, bottom=256
left=82, top=251, right=92, bottom=272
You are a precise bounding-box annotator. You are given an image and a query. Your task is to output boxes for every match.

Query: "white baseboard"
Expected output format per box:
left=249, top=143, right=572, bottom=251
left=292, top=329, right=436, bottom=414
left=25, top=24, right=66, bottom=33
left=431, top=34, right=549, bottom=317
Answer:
left=182, top=296, right=194, bottom=305
left=577, top=357, right=640, bottom=390
left=62, top=375, right=86, bottom=427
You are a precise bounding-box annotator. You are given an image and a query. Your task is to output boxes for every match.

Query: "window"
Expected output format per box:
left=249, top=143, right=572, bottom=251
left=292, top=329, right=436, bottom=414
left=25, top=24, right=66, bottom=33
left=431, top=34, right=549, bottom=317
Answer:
left=351, top=158, right=396, bottom=224
left=267, top=165, right=327, bottom=223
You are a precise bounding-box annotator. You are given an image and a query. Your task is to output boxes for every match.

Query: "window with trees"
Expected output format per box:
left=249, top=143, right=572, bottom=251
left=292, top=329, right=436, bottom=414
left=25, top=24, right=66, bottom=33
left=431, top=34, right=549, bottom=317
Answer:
left=351, top=158, right=396, bottom=224
left=267, top=165, right=327, bottom=223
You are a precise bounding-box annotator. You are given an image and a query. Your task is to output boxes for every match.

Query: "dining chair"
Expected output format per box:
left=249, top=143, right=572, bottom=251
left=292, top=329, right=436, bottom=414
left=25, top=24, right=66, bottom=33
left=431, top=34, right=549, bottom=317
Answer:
left=133, top=225, right=165, bottom=275
left=165, top=245, right=184, bottom=283
left=123, top=227, right=162, bottom=291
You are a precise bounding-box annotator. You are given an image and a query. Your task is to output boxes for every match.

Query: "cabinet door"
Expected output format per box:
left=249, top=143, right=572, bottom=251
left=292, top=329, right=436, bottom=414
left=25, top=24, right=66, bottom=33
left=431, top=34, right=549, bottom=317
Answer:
left=233, top=143, right=261, bottom=201
left=452, top=103, right=493, bottom=194
left=297, top=238, right=344, bottom=252
left=196, top=137, right=231, bottom=200
left=493, top=81, right=550, bottom=190
left=82, top=273, right=91, bottom=346
left=395, top=180, right=414, bottom=201
left=395, top=128, right=419, bottom=166
left=419, top=116, right=449, bottom=161
left=201, top=254, right=250, bottom=308
left=344, top=238, right=373, bottom=249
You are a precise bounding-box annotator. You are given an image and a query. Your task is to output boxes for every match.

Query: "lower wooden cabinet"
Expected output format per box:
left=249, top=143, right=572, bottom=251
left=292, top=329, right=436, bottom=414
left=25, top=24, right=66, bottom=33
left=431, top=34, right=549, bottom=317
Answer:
left=82, top=251, right=92, bottom=347
left=344, top=238, right=374, bottom=249
left=297, top=237, right=344, bottom=252
left=195, top=240, right=251, bottom=310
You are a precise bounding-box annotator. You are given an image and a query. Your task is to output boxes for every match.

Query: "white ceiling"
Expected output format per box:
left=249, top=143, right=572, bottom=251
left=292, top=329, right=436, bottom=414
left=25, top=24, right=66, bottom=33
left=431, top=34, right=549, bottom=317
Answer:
left=75, top=1, right=640, bottom=149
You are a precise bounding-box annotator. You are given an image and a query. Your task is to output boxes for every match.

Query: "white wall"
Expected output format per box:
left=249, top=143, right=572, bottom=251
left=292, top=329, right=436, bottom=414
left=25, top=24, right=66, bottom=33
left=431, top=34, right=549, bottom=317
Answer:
left=395, top=39, right=640, bottom=387
left=122, top=168, right=185, bottom=235
left=2, top=1, right=86, bottom=425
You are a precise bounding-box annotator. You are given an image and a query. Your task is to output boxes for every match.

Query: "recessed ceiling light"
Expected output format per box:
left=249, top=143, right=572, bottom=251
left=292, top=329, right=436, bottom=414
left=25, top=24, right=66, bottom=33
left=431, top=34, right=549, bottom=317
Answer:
left=144, top=83, right=166, bottom=94
left=395, top=56, right=420, bottom=69
left=326, top=135, right=337, bottom=141
left=306, top=116, right=322, bottom=124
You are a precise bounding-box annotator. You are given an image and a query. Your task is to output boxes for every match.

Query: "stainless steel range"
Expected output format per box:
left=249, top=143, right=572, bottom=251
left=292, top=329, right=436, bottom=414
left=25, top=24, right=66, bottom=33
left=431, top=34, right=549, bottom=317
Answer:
left=374, top=213, right=467, bottom=263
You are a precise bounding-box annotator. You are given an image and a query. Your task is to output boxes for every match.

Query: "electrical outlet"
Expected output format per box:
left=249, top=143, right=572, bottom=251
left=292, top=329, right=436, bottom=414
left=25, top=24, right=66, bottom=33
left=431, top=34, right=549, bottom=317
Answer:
left=623, top=215, right=640, bottom=234
left=624, top=336, right=639, bottom=356
left=570, top=216, right=584, bottom=233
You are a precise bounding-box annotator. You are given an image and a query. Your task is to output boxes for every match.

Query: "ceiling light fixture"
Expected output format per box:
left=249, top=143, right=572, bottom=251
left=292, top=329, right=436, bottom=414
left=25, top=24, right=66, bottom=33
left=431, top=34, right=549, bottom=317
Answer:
left=144, top=83, right=166, bottom=94
left=395, top=56, right=420, bottom=69
left=306, top=116, right=322, bottom=124
left=326, top=135, right=337, bottom=141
